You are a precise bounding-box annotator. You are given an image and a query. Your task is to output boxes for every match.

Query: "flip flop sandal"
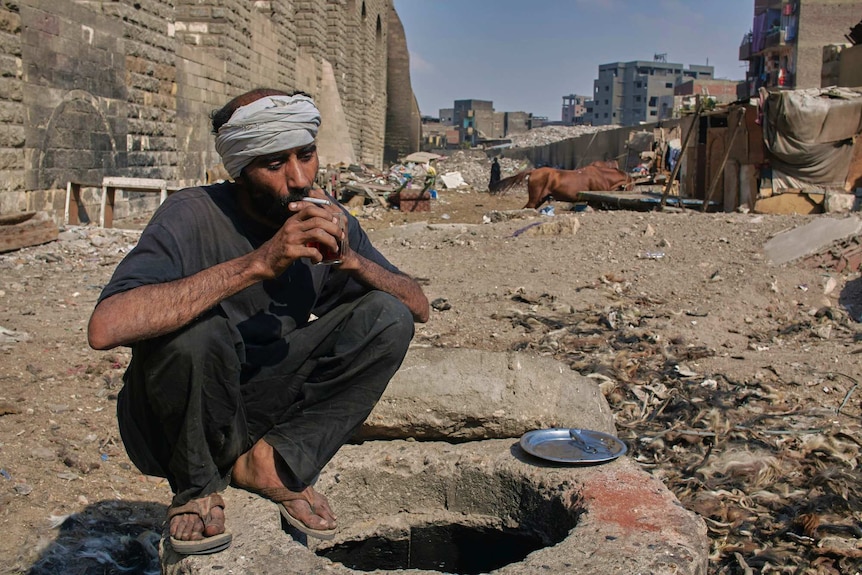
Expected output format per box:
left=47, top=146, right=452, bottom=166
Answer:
left=257, top=486, right=337, bottom=540
left=167, top=492, right=233, bottom=555
left=169, top=531, right=233, bottom=555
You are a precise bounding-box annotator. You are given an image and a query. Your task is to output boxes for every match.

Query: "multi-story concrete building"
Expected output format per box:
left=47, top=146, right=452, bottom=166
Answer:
left=0, top=0, right=420, bottom=221
left=738, top=0, right=862, bottom=96
left=586, top=60, right=714, bottom=126
left=448, top=99, right=543, bottom=146
left=562, top=94, right=588, bottom=125
left=452, top=99, right=502, bottom=146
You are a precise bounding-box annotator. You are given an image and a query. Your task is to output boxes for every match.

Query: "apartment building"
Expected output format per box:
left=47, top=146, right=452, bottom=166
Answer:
left=453, top=100, right=501, bottom=147
left=738, top=0, right=862, bottom=96
left=586, top=60, right=715, bottom=127
left=449, top=100, right=541, bottom=147
left=562, top=94, right=589, bottom=125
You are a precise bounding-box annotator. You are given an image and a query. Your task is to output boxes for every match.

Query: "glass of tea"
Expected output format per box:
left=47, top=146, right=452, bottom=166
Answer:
left=307, top=212, right=348, bottom=265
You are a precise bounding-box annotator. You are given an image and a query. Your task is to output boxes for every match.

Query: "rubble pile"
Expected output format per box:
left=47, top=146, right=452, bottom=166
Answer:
left=802, top=234, right=862, bottom=275
left=434, top=151, right=527, bottom=190
left=507, top=124, right=617, bottom=149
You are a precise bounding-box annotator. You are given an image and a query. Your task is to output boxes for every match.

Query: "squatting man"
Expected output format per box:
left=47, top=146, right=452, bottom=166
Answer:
left=88, top=89, right=430, bottom=554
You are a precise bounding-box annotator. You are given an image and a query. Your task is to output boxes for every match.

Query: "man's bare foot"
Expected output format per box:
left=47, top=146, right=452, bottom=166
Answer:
left=170, top=503, right=226, bottom=541
left=231, top=438, right=337, bottom=533
left=167, top=492, right=231, bottom=554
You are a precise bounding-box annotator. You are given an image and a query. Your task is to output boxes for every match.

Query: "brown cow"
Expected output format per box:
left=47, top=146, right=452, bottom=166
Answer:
left=491, top=163, right=633, bottom=209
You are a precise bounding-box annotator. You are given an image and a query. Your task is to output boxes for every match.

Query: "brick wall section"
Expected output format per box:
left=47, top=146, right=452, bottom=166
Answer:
left=797, top=1, right=862, bottom=89
left=384, top=5, right=419, bottom=164
left=325, top=0, right=348, bottom=106
left=356, top=0, right=387, bottom=167
left=0, top=2, right=23, bottom=213
left=342, top=0, right=361, bottom=147
left=108, top=0, right=177, bottom=181
left=21, top=0, right=127, bottom=210
left=0, top=0, right=415, bottom=222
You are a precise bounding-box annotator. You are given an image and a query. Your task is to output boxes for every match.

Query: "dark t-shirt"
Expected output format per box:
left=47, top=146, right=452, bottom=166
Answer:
left=98, top=183, right=401, bottom=350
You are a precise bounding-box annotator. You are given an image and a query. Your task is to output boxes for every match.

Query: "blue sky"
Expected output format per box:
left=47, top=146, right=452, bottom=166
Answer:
left=393, top=0, right=754, bottom=120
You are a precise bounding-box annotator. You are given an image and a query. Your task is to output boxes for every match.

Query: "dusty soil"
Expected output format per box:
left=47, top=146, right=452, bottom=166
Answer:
left=0, top=185, right=860, bottom=574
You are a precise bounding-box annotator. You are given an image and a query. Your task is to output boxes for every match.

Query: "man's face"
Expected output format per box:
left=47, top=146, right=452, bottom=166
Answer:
left=237, top=143, right=320, bottom=226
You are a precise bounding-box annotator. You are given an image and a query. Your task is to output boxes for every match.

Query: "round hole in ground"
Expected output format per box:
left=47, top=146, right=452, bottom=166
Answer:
left=312, top=474, right=580, bottom=573
left=319, top=521, right=549, bottom=574
left=312, top=443, right=583, bottom=573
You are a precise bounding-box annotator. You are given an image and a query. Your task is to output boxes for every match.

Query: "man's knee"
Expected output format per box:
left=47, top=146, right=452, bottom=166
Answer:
left=361, top=291, right=415, bottom=349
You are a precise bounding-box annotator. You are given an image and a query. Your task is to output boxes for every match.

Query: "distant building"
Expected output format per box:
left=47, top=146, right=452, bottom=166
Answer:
left=562, top=94, right=589, bottom=125
left=504, top=111, right=531, bottom=136
left=675, top=78, right=741, bottom=98
left=438, top=108, right=455, bottom=126
left=738, top=0, right=862, bottom=96
left=529, top=116, right=549, bottom=129
left=655, top=79, right=742, bottom=120
left=420, top=116, right=448, bottom=151
left=448, top=99, right=543, bottom=147
left=453, top=99, right=500, bottom=146
left=657, top=78, right=742, bottom=119
left=586, top=60, right=714, bottom=126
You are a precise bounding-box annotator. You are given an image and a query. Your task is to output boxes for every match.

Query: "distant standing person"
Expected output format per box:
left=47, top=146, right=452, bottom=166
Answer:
left=489, top=157, right=501, bottom=191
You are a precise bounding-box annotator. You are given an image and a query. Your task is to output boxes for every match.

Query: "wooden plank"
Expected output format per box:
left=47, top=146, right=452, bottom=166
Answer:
left=0, top=212, right=58, bottom=253
left=724, top=160, right=740, bottom=212
left=102, top=176, right=167, bottom=189
left=343, top=183, right=385, bottom=207
left=744, top=106, right=765, bottom=165
left=100, top=176, right=170, bottom=228
left=739, top=164, right=757, bottom=210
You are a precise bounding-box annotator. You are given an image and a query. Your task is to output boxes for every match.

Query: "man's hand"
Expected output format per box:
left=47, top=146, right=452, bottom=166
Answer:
left=257, top=199, right=343, bottom=274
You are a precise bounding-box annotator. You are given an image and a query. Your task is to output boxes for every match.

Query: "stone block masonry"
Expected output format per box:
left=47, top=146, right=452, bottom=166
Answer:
left=0, top=0, right=418, bottom=224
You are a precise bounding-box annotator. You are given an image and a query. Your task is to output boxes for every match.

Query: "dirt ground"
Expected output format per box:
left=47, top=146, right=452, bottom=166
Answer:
left=0, top=184, right=860, bottom=574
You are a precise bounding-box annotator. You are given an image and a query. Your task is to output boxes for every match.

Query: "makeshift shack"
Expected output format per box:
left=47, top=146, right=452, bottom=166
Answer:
left=676, top=102, right=760, bottom=212
left=674, top=88, right=862, bottom=214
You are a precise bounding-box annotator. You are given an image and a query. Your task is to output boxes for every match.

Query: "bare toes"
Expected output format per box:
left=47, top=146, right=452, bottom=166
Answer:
left=203, top=505, right=226, bottom=536
left=284, top=499, right=335, bottom=530
left=171, top=513, right=204, bottom=541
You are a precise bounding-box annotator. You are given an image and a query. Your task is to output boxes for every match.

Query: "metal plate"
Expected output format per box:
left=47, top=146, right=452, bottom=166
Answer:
left=519, top=428, right=627, bottom=464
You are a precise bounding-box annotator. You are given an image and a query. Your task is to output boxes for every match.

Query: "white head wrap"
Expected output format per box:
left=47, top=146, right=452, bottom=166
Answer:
left=215, top=94, right=321, bottom=179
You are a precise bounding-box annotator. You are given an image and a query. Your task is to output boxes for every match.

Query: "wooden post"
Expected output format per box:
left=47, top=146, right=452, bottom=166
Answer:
left=702, top=108, right=745, bottom=212
left=661, top=98, right=703, bottom=209
left=65, top=182, right=82, bottom=226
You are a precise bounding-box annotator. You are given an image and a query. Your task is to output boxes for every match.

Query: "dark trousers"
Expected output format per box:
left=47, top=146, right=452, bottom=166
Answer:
left=117, top=291, right=414, bottom=507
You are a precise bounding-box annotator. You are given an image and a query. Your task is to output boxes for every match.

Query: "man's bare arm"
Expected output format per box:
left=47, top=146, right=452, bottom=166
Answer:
left=338, top=250, right=429, bottom=323
left=87, top=209, right=335, bottom=350
left=88, top=252, right=270, bottom=350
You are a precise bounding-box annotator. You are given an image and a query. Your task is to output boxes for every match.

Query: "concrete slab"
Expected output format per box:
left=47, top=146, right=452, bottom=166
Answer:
left=162, top=441, right=708, bottom=575
left=355, top=347, right=615, bottom=441
left=764, top=215, right=862, bottom=265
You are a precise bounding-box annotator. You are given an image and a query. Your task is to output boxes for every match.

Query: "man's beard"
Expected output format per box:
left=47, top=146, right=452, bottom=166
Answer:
left=248, top=188, right=309, bottom=226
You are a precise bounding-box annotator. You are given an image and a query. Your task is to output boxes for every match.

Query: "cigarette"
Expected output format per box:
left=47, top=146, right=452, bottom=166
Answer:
left=302, top=197, right=331, bottom=206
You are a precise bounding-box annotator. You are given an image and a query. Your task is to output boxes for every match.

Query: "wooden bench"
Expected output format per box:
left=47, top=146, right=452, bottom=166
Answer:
left=66, top=178, right=170, bottom=227
left=100, top=177, right=169, bottom=228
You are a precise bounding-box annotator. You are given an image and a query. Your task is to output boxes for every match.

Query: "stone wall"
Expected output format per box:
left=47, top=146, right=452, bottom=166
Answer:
left=0, top=0, right=418, bottom=222
left=383, top=5, right=419, bottom=165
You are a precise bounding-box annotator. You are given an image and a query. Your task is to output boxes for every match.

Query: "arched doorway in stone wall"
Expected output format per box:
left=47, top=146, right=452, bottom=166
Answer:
left=37, top=90, right=119, bottom=190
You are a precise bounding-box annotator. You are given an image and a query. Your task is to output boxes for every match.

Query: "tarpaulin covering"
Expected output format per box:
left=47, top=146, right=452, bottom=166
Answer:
left=762, top=87, right=862, bottom=188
